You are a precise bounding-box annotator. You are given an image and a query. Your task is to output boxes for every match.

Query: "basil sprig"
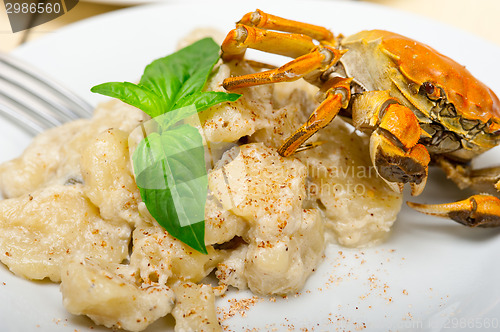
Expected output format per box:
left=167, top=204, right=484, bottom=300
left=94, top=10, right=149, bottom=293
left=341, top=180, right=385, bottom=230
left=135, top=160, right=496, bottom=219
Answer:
left=91, top=38, right=240, bottom=254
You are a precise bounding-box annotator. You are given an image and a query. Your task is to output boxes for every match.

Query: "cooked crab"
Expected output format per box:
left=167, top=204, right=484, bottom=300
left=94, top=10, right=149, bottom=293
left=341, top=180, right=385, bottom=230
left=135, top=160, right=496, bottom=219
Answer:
left=220, top=10, right=500, bottom=227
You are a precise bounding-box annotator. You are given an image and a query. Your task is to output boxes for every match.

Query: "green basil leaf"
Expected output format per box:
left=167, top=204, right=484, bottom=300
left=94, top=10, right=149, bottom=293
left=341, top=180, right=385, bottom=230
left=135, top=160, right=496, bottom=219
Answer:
left=140, top=38, right=221, bottom=112
left=90, top=82, right=164, bottom=118
left=155, top=104, right=198, bottom=130
left=175, top=91, right=241, bottom=111
left=91, top=38, right=242, bottom=254
left=133, top=124, right=208, bottom=254
left=138, top=184, right=206, bottom=254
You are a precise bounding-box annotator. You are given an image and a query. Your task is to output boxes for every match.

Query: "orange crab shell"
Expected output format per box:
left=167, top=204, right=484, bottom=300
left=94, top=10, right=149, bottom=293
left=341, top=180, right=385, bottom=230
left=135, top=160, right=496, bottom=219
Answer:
left=367, top=30, right=500, bottom=131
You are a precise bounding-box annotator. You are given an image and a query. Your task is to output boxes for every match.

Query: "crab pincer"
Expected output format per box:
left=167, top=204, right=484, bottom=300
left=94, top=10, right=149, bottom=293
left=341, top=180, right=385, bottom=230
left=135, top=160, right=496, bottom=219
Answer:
left=407, top=195, right=500, bottom=227
left=369, top=104, right=431, bottom=196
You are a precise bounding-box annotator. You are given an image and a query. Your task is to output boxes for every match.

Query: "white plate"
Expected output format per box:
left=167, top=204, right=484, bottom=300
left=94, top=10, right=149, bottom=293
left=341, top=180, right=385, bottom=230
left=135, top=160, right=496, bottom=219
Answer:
left=2, top=1, right=500, bottom=331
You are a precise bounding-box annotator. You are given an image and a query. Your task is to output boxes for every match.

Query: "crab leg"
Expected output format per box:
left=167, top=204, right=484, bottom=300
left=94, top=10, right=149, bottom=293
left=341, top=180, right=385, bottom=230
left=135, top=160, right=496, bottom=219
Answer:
left=407, top=195, right=500, bottom=227
left=238, top=9, right=335, bottom=44
left=222, top=25, right=318, bottom=61
left=434, top=156, right=500, bottom=194
left=470, top=167, right=500, bottom=193
left=222, top=9, right=336, bottom=61
left=223, top=45, right=345, bottom=90
left=278, top=77, right=352, bottom=156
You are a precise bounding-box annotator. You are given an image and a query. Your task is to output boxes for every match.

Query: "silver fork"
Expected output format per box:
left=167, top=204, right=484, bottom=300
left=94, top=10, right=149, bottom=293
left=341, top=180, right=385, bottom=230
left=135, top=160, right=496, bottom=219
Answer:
left=0, top=52, right=94, bottom=135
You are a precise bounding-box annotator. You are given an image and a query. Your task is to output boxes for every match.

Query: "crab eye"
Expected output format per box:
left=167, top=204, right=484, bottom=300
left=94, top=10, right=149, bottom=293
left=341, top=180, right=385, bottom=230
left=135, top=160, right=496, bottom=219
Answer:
left=420, top=81, right=444, bottom=100
left=422, top=81, right=435, bottom=95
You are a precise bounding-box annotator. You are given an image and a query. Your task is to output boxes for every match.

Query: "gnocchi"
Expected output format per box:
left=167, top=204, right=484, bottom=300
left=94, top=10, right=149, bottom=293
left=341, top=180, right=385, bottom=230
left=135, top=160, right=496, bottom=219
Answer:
left=0, top=38, right=402, bottom=331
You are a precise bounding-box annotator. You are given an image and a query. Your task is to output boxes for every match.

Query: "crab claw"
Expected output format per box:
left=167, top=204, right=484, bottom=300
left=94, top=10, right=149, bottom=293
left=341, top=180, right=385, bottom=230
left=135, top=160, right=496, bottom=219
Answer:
left=369, top=104, right=430, bottom=196
left=407, top=195, right=500, bottom=227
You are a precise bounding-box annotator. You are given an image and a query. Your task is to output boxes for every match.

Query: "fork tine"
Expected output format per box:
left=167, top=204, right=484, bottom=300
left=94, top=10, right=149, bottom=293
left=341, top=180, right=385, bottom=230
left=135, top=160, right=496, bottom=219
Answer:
left=0, top=52, right=94, bottom=134
left=0, top=52, right=93, bottom=116
left=0, top=91, right=60, bottom=135
left=0, top=73, right=79, bottom=123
